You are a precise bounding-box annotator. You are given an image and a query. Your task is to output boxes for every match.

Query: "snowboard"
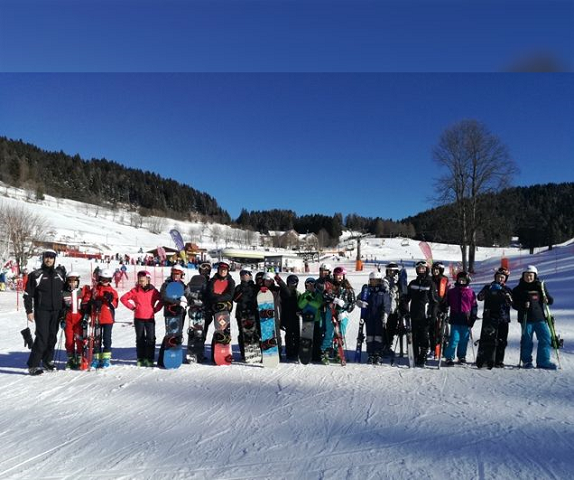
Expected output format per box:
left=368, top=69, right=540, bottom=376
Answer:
left=257, top=289, right=279, bottom=368
left=475, top=310, right=499, bottom=369
left=186, top=275, right=207, bottom=363
left=404, top=314, right=416, bottom=368
left=239, top=310, right=262, bottom=364
left=329, top=306, right=347, bottom=366
left=213, top=307, right=232, bottom=366
left=160, top=282, right=185, bottom=369
left=354, top=285, right=369, bottom=363
left=298, top=309, right=316, bottom=365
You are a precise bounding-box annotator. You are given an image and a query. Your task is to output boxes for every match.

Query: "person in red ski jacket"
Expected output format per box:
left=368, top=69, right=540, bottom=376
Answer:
left=62, top=272, right=92, bottom=369
left=85, top=268, right=119, bottom=368
left=120, top=270, right=163, bottom=366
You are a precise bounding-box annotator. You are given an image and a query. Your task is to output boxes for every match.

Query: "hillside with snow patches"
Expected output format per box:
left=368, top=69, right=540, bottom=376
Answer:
left=0, top=184, right=572, bottom=479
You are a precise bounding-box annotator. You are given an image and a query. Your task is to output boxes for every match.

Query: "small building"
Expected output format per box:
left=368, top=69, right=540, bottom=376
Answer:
left=264, top=253, right=305, bottom=273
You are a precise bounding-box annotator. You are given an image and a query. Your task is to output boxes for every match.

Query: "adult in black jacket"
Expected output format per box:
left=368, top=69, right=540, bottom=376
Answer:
left=400, top=260, right=438, bottom=366
left=24, top=250, right=67, bottom=375
left=276, top=274, right=300, bottom=361
left=206, top=262, right=236, bottom=360
left=233, top=269, right=258, bottom=360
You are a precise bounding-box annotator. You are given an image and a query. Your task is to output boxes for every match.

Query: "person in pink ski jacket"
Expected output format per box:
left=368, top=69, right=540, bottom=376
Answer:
left=120, top=270, right=163, bottom=366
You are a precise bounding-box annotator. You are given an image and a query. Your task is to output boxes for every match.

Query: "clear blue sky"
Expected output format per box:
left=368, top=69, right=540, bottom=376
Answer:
left=0, top=0, right=571, bottom=72
left=0, top=73, right=571, bottom=221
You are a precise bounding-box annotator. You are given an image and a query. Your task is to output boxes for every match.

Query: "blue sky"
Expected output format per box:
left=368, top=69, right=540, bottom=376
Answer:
left=0, top=73, right=571, bottom=221
left=0, top=0, right=571, bottom=72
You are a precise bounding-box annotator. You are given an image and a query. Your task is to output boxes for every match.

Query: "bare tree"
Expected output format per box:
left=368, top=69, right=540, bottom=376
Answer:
left=0, top=203, right=49, bottom=271
left=433, top=119, right=517, bottom=271
left=145, top=216, right=166, bottom=234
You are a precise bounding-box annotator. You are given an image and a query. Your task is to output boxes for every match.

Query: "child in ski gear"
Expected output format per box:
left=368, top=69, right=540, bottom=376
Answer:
left=400, top=260, right=438, bottom=367
left=233, top=269, right=259, bottom=360
left=382, top=263, right=401, bottom=357
left=276, top=274, right=301, bottom=361
left=476, top=267, right=513, bottom=368
left=512, top=265, right=557, bottom=370
left=297, top=278, right=323, bottom=323
left=430, top=262, right=450, bottom=358
left=321, top=266, right=355, bottom=364
left=120, top=270, right=163, bottom=367
left=314, top=263, right=333, bottom=361
left=358, top=271, right=389, bottom=364
left=88, top=268, right=119, bottom=368
left=160, top=264, right=188, bottom=329
left=207, top=262, right=236, bottom=361
left=24, top=249, right=66, bottom=375
left=443, top=271, right=477, bottom=366
left=62, top=272, right=91, bottom=369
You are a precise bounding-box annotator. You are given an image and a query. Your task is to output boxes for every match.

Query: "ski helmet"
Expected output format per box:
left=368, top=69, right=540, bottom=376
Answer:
left=523, top=265, right=538, bottom=276
left=171, top=264, right=185, bottom=277
left=415, top=260, right=429, bottom=274
left=319, top=263, right=332, bottom=272
left=217, top=261, right=230, bottom=270
left=240, top=268, right=252, bottom=277
left=286, top=274, right=299, bottom=286
left=255, top=272, right=265, bottom=283
left=263, top=272, right=274, bottom=282
left=369, top=271, right=383, bottom=281
left=199, top=262, right=211, bottom=275
left=333, top=266, right=346, bottom=277
left=137, top=270, right=151, bottom=278
left=42, top=249, right=57, bottom=259
left=99, top=268, right=113, bottom=280
left=456, top=271, right=471, bottom=284
left=304, top=277, right=316, bottom=285
left=432, top=262, right=445, bottom=274
left=385, top=262, right=399, bottom=276
left=66, top=272, right=80, bottom=283
left=494, top=267, right=509, bottom=282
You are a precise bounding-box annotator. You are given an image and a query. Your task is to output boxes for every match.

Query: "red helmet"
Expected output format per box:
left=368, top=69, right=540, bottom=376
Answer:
left=333, top=266, right=346, bottom=276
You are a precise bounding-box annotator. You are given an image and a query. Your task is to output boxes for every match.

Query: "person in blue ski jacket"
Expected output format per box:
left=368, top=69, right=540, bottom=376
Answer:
left=512, top=265, right=557, bottom=370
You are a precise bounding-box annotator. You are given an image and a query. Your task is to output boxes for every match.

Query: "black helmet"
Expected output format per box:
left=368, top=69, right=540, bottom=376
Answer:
left=255, top=272, right=265, bottom=284
left=456, top=271, right=471, bottom=284
left=432, top=262, right=445, bottom=274
left=199, top=262, right=211, bottom=275
left=415, top=260, right=430, bottom=274
left=286, top=274, right=299, bottom=286
left=494, top=267, right=509, bottom=282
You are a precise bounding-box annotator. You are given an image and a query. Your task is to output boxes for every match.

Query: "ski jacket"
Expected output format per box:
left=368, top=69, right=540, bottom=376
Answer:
left=297, top=290, right=323, bottom=323
left=24, top=264, right=67, bottom=314
left=382, top=276, right=400, bottom=315
left=207, top=273, right=236, bottom=312
left=120, top=284, right=163, bottom=321
left=276, top=276, right=300, bottom=323
left=401, top=274, right=438, bottom=321
left=160, top=279, right=187, bottom=316
left=63, top=285, right=91, bottom=325
left=446, top=284, right=478, bottom=326
left=330, top=280, right=356, bottom=316
left=87, top=283, right=119, bottom=325
left=512, top=279, right=553, bottom=323
left=364, top=284, right=388, bottom=323
left=432, top=274, right=450, bottom=314
left=185, top=275, right=208, bottom=308
left=477, top=282, right=512, bottom=322
left=233, top=280, right=258, bottom=317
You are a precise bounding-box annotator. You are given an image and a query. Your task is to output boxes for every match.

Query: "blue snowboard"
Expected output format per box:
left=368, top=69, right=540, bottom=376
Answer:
left=161, top=281, right=185, bottom=369
left=257, top=289, right=279, bottom=368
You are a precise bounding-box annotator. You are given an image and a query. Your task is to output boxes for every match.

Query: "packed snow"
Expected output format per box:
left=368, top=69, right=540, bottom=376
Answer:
left=0, top=185, right=572, bottom=479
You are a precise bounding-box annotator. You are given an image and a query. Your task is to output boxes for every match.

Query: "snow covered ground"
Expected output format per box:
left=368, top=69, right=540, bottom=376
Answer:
left=0, top=186, right=572, bottom=479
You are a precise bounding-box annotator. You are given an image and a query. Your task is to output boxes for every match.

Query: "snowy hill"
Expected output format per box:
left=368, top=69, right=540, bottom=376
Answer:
left=0, top=185, right=572, bottom=479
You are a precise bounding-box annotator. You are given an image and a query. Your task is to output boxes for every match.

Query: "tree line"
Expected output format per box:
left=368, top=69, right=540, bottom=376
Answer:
left=0, top=137, right=231, bottom=224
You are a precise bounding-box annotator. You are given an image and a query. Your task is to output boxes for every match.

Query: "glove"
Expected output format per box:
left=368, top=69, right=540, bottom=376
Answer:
left=356, top=299, right=368, bottom=308
left=193, top=299, right=203, bottom=307
left=179, top=296, right=188, bottom=307
left=274, top=275, right=282, bottom=284
left=103, top=291, right=114, bottom=303
left=94, top=299, right=103, bottom=311
left=60, top=320, right=66, bottom=330
left=334, top=298, right=345, bottom=308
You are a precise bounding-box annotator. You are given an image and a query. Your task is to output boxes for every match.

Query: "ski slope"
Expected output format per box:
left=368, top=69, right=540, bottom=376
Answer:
left=0, top=187, right=572, bottom=479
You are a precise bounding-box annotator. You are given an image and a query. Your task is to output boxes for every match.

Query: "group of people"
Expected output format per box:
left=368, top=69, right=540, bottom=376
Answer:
left=22, top=249, right=558, bottom=375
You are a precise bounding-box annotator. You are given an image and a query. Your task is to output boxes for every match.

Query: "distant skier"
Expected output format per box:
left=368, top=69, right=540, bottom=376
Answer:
left=512, top=265, right=557, bottom=370
left=443, top=271, right=477, bottom=366
left=24, top=249, right=66, bottom=375
left=476, top=267, right=513, bottom=368
left=120, top=270, right=163, bottom=367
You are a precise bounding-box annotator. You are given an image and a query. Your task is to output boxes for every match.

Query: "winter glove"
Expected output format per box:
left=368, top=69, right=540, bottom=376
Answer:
left=334, top=298, right=345, bottom=308
left=103, top=291, right=114, bottom=303
left=179, top=296, right=188, bottom=308
left=94, top=299, right=103, bottom=311
left=193, top=299, right=203, bottom=307
left=356, top=299, right=368, bottom=309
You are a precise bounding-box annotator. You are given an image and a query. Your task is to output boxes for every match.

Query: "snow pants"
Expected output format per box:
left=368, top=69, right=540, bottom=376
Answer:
left=365, top=314, right=383, bottom=355
left=27, top=310, right=60, bottom=369
left=135, top=319, right=156, bottom=361
left=444, top=324, right=470, bottom=361
left=65, top=316, right=83, bottom=355
left=520, top=321, right=552, bottom=367
left=321, top=309, right=348, bottom=351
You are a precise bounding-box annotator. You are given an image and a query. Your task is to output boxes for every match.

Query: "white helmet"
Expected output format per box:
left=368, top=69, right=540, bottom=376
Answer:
left=320, top=263, right=332, bottom=272
left=67, top=271, right=80, bottom=279
left=263, top=272, right=274, bottom=281
left=369, top=271, right=383, bottom=280
left=523, top=265, right=538, bottom=275
left=171, top=264, right=185, bottom=274
left=100, top=268, right=114, bottom=279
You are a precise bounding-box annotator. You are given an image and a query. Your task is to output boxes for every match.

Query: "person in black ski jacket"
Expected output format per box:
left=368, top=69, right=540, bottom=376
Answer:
left=512, top=265, right=556, bottom=370
left=476, top=267, right=513, bottom=368
left=275, top=274, right=301, bottom=361
left=24, top=249, right=67, bottom=375
left=400, top=260, right=438, bottom=367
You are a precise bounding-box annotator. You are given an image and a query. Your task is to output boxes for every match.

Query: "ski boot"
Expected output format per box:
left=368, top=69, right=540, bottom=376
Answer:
left=458, top=357, right=466, bottom=364
left=91, top=353, right=102, bottom=369
left=101, top=352, right=111, bottom=368
left=43, top=360, right=56, bottom=372
left=522, top=361, right=534, bottom=369
left=137, top=358, right=144, bottom=367
left=321, top=349, right=331, bottom=365
left=66, top=354, right=79, bottom=370
left=143, top=359, right=155, bottom=367
left=444, top=358, right=455, bottom=367
left=537, top=362, right=557, bottom=370
left=28, top=367, right=44, bottom=376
